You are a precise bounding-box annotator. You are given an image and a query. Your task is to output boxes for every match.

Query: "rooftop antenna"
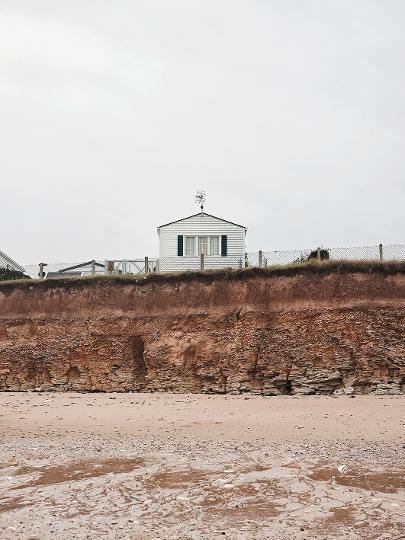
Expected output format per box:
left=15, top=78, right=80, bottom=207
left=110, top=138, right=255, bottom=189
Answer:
left=195, top=190, right=206, bottom=213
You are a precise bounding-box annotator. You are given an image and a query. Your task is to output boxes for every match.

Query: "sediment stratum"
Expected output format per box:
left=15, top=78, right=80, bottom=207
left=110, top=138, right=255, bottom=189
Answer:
left=1, top=264, right=404, bottom=394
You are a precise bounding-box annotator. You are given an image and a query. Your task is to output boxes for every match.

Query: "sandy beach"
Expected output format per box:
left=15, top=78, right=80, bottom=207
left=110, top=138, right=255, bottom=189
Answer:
left=1, top=393, right=404, bottom=539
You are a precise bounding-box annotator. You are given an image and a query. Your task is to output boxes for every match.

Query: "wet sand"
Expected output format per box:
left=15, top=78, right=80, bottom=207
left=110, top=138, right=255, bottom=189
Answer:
left=1, top=393, right=404, bottom=539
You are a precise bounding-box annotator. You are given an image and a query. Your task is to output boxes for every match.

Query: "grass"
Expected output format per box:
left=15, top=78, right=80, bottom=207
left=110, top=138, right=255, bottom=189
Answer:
left=0, top=259, right=404, bottom=292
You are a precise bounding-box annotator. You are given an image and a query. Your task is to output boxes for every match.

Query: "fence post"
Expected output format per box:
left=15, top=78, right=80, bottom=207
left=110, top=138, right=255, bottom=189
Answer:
left=144, top=256, right=149, bottom=274
left=91, top=260, right=96, bottom=275
left=39, top=262, right=47, bottom=279
left=379, top=244, right=383, bottom=261
left=258, top=250, right=263, bottom=268
left=200, top=253, right=205, bottom=271
left=317, top=247, right=321, bottom=261
left=104, top=260, right=114, bottom=274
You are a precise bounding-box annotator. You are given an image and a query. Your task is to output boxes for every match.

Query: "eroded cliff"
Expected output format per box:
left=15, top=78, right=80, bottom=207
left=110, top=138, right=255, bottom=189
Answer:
left=1, top=264, right=404, bottom=394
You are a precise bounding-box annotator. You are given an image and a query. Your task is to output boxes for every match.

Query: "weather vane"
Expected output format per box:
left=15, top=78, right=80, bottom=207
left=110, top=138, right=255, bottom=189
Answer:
left=195, top=190, right=206, bottom=212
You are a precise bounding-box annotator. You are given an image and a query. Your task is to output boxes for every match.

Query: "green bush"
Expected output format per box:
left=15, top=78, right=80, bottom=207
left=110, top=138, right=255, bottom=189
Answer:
left=307, top=248, right=330, bottom=261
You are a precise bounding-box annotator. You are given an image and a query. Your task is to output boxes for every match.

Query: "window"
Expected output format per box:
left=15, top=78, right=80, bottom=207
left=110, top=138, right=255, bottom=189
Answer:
left=198, top=236, right=208, bottom=255
left=182, top=235, right=221, bottom=256
left=210, top=236, right=219, bottom=255
left=185, top=236, right=195, bottom=256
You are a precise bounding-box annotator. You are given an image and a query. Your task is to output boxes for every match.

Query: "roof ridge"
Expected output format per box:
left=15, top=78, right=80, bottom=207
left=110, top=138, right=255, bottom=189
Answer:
left=158, top=212, right=247, bottom=229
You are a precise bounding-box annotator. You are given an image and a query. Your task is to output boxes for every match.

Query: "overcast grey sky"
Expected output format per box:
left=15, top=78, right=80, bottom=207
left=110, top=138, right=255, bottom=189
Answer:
left=1, top=0, right=404, bottom=263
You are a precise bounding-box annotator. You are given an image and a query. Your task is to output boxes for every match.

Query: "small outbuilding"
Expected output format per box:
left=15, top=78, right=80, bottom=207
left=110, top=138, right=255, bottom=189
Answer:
left=0, top=249, right=25, bottom=273
left=157, top=210, right=247, bottom=272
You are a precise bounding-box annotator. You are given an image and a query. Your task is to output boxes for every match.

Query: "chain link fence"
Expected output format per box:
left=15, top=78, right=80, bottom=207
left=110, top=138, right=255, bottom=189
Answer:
left=18, top=244, right=405, bottom=279
left=252, top=244, right=405, bottom=267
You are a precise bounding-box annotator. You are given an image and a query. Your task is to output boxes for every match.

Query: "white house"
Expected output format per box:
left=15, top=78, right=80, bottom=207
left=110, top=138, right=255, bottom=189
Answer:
left=157, top=211, right=247, bottom=272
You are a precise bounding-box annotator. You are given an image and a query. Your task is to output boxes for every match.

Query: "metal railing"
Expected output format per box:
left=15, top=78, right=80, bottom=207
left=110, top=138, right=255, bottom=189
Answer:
left=21, top=259, right=158, bottom=279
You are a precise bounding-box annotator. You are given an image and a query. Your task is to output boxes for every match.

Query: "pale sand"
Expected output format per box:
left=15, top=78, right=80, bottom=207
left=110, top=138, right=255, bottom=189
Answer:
left=1, top=393, right=404, bottom=539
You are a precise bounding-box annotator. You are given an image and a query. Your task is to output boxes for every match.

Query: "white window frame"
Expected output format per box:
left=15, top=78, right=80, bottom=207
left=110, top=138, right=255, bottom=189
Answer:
left=209, top=235, right=220, bottom=256
left=185, top=236, right=195, bottom=256
left=181, top=235, right=222, bottom=256
left=197, top=236, right=208, bottom=256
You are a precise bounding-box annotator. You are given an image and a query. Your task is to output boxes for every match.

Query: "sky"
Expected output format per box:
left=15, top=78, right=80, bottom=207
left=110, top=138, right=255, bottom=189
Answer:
left=1, top=0, right=404, bottom=263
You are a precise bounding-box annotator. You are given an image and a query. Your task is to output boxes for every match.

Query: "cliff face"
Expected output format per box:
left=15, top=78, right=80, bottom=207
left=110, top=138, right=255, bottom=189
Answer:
left=1, top=269, right=404, bottom=395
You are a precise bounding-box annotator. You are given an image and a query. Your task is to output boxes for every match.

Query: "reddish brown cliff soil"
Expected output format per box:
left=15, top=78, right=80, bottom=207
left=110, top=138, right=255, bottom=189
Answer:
left=0, top=265, right=404, bottom=394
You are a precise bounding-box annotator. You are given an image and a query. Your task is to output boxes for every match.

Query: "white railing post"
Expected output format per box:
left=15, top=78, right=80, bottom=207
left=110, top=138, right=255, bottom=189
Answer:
left=39, top=262, right=47, bottom=279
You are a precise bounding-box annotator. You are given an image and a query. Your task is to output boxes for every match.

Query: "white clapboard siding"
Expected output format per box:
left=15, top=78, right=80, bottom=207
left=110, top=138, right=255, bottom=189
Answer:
left=157, top=255, right=244, bottom=272
left=158, top=212, right=246, bottom=272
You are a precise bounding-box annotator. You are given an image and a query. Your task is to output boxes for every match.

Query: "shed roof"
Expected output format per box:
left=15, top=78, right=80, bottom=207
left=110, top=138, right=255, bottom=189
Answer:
left=158, top=212, right=247, bottom=231
left=0, top=250, right=25, bottom=273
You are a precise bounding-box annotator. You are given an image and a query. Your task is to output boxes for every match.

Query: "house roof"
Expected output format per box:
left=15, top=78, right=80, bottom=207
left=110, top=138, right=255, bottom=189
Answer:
left=157, top=212, right=247, bottom=230
left=46, top=271, right=83, bottom=279
left=0, top=250, right=25, bottom=273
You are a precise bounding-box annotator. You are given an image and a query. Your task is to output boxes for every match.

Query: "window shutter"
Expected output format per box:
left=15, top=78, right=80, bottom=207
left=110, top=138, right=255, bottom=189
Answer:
left=221, top=235, right=227, bottom=256
left=177, top=235, right=184, bottom=256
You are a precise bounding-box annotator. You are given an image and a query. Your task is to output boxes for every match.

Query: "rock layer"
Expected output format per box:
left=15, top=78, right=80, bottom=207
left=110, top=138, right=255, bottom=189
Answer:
left=0, top=269, right=404, bottom=394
